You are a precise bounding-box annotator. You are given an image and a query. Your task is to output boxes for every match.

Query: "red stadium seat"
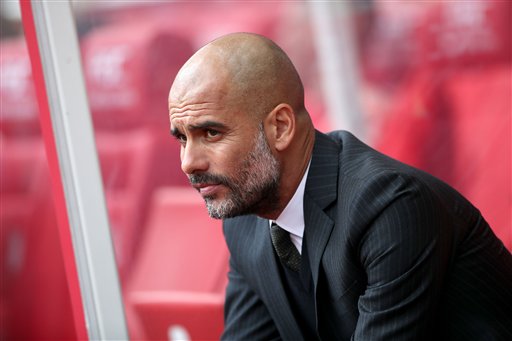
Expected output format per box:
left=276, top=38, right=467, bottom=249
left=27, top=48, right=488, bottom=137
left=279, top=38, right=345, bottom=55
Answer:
left=374, top=1, right=511, bottom=250
left=443, top=65, right=511, bottom=248
left=0, top=39, right=39, bottom=137
left=81, top=21, right=194, bottom=130
left=376, top=65, right=511, bottom=250
left=374, top=70, right=453, bottom=180
left=0, top=137, right=76, bottom=339
left=130, top=291, right=224, bottom=341
left=360, top=1, right=511, bottom=87
left=417, top=1, right=511, bottom=69
left=82, top=20, right=191, bottom=188
left=150, top=125, right=190, bottom=188
left=126, top=187, right=228, bottom=340
left=95, top=128, right=160, bottom=280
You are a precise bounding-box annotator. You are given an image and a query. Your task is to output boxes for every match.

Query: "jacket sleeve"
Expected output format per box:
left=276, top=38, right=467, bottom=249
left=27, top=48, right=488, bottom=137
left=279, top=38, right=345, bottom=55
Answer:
left=222, top=254, right=281, bottom=341
left=351, top=175, right=454, bottom=340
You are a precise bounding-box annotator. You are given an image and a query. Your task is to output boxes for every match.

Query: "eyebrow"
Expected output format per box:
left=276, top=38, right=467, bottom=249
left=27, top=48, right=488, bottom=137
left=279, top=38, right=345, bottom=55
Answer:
left=170, top=120, right=228, bottom=137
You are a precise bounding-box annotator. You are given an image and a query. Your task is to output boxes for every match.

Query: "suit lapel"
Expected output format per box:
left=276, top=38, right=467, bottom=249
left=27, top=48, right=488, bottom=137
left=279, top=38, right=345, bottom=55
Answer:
left=304, top=198, right=334, bottom=290
left=251, top=217, right=304, bottom=341
left=248, top=131, right=340, bottom=340
left=304, top=131, right=340, bottom=325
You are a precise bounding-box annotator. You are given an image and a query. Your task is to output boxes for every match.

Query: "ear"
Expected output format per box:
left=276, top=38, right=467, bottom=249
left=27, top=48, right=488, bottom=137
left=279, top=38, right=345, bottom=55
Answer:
left=264, top=103, right=295, bottom=152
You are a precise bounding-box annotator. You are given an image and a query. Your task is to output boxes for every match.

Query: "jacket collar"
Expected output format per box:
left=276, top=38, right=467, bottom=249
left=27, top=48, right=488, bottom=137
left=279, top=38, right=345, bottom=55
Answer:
left=305, top=130, right=340, bottom=210
left=303, top=131, right=340, bottom=327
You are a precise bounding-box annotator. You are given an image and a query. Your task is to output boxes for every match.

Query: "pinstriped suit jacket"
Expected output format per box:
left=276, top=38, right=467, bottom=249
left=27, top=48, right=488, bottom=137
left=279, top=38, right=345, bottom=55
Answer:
left=222, top=130, right=512, bottom=340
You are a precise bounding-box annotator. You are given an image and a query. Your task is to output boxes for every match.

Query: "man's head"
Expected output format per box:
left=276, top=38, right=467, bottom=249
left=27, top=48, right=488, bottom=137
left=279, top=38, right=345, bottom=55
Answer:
left=168, top=33, right=315, bottom=219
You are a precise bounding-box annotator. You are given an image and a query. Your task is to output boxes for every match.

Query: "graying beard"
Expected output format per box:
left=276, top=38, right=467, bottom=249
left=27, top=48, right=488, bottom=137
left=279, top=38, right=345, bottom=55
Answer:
left=205, top=125, right=279, bottom=219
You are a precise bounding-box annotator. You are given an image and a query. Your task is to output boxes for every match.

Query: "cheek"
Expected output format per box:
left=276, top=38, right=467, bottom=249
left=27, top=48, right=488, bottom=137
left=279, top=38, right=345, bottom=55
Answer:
left=209, top=145, right=248, bottom=174
left=211, top=152, right=236, bottom=173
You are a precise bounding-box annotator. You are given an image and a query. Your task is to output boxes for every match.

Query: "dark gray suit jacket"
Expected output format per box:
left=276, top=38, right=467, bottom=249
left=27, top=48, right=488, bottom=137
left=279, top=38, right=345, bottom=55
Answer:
left=222, top=130, right=512, bottom=340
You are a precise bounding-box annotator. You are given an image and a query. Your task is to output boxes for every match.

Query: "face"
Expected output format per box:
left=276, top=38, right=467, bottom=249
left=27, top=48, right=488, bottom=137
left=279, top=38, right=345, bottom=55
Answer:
left=169, top=84, right=281, bottom=219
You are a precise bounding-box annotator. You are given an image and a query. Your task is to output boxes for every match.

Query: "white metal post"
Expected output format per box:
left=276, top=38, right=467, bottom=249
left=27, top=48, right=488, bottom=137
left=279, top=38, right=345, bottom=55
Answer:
left=30, top=1, right=129, bottom=339
left=309, top=2, right=365, bottom=140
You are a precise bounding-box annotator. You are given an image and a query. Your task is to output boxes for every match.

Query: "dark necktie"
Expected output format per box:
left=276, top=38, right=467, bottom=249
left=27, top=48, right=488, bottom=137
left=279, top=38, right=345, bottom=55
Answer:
left=270, top=222, right=301, bottom=272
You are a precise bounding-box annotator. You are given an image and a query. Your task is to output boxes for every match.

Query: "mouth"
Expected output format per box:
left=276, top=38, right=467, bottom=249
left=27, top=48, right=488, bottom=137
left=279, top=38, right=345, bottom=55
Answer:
left=192, top=183, right=222, bottom=197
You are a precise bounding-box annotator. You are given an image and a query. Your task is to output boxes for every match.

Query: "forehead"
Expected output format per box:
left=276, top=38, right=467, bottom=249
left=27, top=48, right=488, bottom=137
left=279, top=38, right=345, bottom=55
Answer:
left=169, top=50, right=230, bottom=101
left=169, top=61, right=231, bottom=112
left=168, top=50, right=255, bottom=130
left=169, top=81, right=232, bottom=127
left=169, top=71, right=228, bottom=105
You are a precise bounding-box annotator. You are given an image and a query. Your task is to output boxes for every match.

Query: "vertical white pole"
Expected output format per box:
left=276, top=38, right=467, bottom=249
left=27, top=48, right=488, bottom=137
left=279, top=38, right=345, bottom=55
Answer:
left=309, top=2, right=365, bottom=140
left=30, top=1, right=129, bottom=339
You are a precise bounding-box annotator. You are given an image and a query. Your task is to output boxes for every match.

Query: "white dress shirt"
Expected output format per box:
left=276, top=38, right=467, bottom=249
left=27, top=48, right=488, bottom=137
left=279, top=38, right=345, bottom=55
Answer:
left=269, top=161, right=311, bottom=254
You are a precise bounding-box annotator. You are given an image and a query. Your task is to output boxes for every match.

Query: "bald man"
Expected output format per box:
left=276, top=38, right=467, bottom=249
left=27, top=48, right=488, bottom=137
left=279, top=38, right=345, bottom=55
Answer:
left=168, top=33, right=512, bottom=340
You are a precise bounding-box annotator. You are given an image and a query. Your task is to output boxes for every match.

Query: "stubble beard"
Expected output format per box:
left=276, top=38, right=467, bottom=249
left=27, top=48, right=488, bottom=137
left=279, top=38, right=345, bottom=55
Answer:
left=189, top=124, right=280, bottom=219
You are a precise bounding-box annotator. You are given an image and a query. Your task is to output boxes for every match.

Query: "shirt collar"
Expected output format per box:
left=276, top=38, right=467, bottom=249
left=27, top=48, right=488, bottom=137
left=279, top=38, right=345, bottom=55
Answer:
left=270, top=160, right=311, bottom=239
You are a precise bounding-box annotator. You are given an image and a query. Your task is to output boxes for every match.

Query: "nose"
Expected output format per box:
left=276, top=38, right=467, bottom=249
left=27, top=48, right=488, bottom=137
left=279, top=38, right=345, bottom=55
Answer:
left=180, top=142, right=208, bottom=175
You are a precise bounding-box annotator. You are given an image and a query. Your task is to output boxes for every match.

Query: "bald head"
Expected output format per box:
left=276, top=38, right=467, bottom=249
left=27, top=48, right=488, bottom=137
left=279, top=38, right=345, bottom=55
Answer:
left=168, top=33, right=316, bottom=220
left=170, top=33, right=305, bottom=120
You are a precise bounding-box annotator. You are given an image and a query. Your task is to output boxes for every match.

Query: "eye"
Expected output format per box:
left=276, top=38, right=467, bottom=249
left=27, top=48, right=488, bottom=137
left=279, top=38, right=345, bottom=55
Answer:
left=206, top=129, right=221, bottom=139
left=176, top=133, right=187, bottom=145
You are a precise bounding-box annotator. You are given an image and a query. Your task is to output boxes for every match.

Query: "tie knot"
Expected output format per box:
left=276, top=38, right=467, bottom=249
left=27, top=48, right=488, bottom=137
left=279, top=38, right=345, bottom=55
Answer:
left=270, top=223, right=301, bottom=272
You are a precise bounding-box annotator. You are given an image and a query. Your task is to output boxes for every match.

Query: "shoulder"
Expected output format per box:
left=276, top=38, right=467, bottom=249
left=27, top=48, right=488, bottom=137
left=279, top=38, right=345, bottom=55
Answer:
left=327, top=130, right=424, bottom=180
left=327, top=130, right=468, bottom=205
left=324, top=130, right=480, bottom=235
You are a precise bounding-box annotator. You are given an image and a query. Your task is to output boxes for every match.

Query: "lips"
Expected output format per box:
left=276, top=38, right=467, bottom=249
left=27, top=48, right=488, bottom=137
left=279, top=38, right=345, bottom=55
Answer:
left=192, top=183, right=221, bottom=196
